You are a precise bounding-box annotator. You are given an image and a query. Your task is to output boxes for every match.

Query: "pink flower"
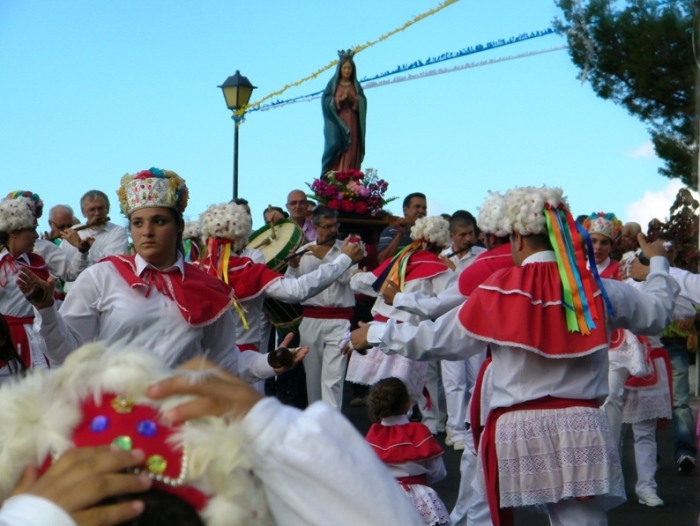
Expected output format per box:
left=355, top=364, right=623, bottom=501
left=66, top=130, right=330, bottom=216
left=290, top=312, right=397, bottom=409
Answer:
left=337, top=193, right=345, bottom=201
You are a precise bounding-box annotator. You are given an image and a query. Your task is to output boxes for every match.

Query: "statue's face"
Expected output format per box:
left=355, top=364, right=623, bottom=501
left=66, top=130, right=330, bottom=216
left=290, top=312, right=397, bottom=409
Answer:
left=340, top=61, right=353, bottom=80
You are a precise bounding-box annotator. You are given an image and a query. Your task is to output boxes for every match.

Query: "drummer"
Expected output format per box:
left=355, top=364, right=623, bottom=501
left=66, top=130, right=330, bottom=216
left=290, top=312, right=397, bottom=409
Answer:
left=286, top=205, right=360, bottom=410
left=200, top=202, right=364, bottom=364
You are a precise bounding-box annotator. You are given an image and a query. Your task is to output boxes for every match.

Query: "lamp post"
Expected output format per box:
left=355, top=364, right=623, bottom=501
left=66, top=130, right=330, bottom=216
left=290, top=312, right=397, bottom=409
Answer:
left=218, top=71, right=256, bottom=200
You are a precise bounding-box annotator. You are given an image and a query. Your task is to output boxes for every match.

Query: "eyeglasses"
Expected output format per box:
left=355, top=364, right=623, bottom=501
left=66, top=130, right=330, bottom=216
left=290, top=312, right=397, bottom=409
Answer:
left=287, top=200, right=309, bottom=207
left=50, top=220, right=74, bottom=230
left=316, top=222, right=340, bottom=231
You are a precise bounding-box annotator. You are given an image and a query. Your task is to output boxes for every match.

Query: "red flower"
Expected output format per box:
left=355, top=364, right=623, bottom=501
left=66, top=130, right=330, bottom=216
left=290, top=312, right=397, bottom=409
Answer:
left=354, top=201, right=369, bottom=215
left=328, top=199, right=342, bottom=210
left=341, top=200, right=355, bottom=213
left=351, top=170, right=364, bottom=180
left=335, top=171, right=351, bottom=182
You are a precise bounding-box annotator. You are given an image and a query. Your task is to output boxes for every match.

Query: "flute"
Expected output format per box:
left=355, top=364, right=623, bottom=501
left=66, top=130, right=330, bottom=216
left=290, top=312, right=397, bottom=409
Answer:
left=72, top=216, right=110, bottom=232
left=445, top=245, right=471, bottom=258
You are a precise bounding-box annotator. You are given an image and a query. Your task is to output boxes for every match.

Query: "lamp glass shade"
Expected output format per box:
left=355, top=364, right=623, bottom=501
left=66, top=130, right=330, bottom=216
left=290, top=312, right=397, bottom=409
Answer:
left=219, top=71, right=256, bottom=110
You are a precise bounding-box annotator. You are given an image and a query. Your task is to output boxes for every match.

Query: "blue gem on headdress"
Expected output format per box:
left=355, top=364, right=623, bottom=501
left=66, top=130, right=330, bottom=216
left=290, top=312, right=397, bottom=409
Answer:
left=137, top=419, right=157, bottom=438
left=90, top=415, right=109, bottom=433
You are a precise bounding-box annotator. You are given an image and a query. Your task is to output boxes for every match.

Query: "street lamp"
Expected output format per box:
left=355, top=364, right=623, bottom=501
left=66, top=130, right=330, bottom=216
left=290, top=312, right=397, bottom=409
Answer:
left=218, top=71, right=256, bottom=200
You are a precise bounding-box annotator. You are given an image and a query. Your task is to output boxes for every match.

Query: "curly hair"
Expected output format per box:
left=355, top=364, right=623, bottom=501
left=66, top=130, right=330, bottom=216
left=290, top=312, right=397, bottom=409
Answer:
left=367, top=377, right=410, bottom=423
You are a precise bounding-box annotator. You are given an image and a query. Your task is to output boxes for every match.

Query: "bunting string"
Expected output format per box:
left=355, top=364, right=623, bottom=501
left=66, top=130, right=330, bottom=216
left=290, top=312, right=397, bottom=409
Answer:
left=250, top=30, right=561, bottom=114
left=234, top=0, right=462, bottom=119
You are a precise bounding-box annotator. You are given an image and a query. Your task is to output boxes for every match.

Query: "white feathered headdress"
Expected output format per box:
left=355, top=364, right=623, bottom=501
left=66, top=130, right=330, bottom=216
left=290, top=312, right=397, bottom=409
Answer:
left=0, top=342, right=273, bottom=526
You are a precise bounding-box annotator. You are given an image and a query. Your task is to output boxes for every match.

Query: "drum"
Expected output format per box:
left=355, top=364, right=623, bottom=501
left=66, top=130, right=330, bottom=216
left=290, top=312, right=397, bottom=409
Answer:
left=262, top=298, right=303, bottom=329
left=246, top=219, right=305, bottom=273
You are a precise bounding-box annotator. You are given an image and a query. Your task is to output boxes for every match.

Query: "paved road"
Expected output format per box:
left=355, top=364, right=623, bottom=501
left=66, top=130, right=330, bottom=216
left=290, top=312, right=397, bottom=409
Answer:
left=342, top=390, right=700, bottom=525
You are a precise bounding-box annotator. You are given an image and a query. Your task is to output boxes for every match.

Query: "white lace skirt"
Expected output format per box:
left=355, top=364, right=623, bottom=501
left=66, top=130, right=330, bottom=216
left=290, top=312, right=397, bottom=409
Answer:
left=346, top=347, right=427, bottom=402
left=622, top=355, right=671, bottom=423
left=476, top=406, right=625, bottom=510
left=401, top=483, right=451, bottom=526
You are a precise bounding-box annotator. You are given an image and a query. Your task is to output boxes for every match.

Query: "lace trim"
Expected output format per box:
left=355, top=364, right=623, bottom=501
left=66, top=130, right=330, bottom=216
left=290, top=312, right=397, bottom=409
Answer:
left=495, top=408, right=609, bottom=443
left=622, top=392, right=671, bottom=422
left=500, top=479, right=625, bottom=508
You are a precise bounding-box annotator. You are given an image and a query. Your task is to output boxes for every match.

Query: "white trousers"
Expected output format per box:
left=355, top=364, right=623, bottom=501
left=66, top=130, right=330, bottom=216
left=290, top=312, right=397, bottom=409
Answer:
left=603, top=367, right=630, bottom=444
left=627, top=418, right=659, bottom=496
left=546, top=498, right=608, bottom=526
left=421, top=361, right=445, bottom=434
left=300, top=317, right=349, bottom=410
left=450, top=433, right=490, bottom=526
left=442, top=351, right=486, bottom=442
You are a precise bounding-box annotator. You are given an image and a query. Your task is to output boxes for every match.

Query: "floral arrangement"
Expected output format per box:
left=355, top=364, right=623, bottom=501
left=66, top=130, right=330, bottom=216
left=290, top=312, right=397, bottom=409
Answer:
left=308, top=168, right=396, bottom=216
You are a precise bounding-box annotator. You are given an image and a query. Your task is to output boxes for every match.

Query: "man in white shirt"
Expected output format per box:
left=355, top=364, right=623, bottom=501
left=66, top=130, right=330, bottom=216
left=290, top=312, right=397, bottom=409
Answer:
left=60, top=190, right=128, bottom=268
left=439, top=210, right=486, bottom=450
left=286, top=205, right=358, bottom=409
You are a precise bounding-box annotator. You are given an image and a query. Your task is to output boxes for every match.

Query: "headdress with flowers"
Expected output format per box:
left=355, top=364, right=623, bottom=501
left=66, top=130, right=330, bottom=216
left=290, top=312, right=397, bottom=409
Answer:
left=503, top=186, right=615, bottom=334
left=308, top=168, right=396, bottom=216
left=373, top=216, right=449, bottom=293
left=0, top=340, right=272, bottom=526
left=477, top=191, right=510, bottom=237
left=5, top=191, right=43, bottom=220
left=0, top=198, right=37, bottom=233
left=117, top=167, right=189, bottom=217
left=582, top=212, right=622, bottom=241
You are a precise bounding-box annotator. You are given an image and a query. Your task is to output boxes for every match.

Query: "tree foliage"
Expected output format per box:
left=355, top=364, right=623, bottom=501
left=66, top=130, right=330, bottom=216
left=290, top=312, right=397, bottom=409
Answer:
left=554, top=0, right=696, bottom=186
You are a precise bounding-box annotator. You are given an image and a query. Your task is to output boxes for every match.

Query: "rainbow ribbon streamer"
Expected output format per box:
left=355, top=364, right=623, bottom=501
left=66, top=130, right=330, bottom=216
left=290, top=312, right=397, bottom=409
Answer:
left=372, top=240, right=424, bottom=293
left=545, top=207, right=598, bottom=334
left=234, top=0, right=462, bottom=119
left=576, top=222, right=616, bottom=317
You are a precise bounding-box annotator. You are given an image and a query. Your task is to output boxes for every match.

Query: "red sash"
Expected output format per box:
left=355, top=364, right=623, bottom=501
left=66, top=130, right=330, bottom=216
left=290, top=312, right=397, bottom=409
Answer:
left=105, top=255, right=234, bottom=327
left=397, top=474, right=428, bottom=491
left=237, top=343, right=259, bottom=352
left=459, top=261, right=608, bottom=358
left=482, top=396, right=599, bottom=526
left=302, top=306, right=354, bottom=320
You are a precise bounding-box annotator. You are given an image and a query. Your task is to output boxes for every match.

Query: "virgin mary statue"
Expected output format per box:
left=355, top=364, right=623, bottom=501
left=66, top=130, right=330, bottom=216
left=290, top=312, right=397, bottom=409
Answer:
left=321, top=49, right=367, bottom=175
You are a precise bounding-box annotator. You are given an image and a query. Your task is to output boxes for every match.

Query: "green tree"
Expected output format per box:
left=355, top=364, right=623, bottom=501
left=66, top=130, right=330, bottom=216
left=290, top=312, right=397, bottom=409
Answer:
left=554, top=0, right=696, bottom=186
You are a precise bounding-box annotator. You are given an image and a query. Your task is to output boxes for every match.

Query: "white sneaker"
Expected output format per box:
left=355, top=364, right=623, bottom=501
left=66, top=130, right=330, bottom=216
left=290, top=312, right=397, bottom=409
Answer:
left=452, top=440, right=465, bottom=451
left=638, top=493, right=664, bottom=507
left=444, top=433, right=454, bottom=447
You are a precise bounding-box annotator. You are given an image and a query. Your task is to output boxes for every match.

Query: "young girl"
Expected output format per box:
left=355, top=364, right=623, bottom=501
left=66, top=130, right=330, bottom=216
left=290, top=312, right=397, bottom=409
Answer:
left=365, top=377, right=451, bottom=526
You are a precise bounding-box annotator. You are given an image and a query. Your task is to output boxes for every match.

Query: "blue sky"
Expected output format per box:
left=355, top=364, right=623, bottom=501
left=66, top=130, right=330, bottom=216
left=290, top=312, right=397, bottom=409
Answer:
left=0, top=0, right=680, bottom=233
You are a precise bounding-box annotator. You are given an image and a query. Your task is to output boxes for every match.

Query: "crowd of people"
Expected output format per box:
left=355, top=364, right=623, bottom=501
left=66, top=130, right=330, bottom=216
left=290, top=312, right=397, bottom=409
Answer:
left=0, top=172, right=697, bottom=526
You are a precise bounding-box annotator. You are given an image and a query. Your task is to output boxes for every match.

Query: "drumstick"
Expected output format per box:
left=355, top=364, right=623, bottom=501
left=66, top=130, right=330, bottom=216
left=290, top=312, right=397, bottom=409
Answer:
left=267, top=205, right=277, bottom=240
left=283, top=235, right=337, bottom=262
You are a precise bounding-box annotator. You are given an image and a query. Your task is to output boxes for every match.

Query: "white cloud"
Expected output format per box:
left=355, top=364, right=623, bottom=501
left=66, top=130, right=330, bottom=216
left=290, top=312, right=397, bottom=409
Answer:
left=624, top=179, right=699, bottom=227
left=628, top=140, right=656, bottom=159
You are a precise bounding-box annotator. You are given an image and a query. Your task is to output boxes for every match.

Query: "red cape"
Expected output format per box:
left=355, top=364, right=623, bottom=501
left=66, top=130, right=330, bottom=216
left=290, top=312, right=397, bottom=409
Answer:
left=106, top=255, right=233, bottom=327
left=372, top=250, right=450, bottom=283
left=458, top=242, right=513, bottom=297
left=202, top=254, right=282, bottom=301
left=459, top=261, right=608, bottom=358
left=366, top=422, right=443, bottom=464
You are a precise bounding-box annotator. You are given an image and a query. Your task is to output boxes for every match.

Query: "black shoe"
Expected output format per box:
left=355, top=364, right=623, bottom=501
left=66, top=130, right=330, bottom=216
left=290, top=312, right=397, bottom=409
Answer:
left=677, top=454, right=696, bottom=474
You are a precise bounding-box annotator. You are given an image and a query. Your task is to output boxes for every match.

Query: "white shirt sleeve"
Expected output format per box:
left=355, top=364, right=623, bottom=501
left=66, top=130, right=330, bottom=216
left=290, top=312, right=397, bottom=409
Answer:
left=35, top=241, right=88, bottom=282
left=0, top=495, right=76, bottom=526
left=393, top=281, right=465, bottom=319
left=671, top=266, right=700, bottom=306
left=604, top=256, right=679, bottom=333
left=350, top=271, right=379, bottom=296
left=37, top=270, right=102, bottom=365
left=367, top=305, right=485, bottom=361
left=265, top=254, right=353, bottom=302
left=241, top=398, right=424, bottom=526
left=424, top=455, right=447, bottom=485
